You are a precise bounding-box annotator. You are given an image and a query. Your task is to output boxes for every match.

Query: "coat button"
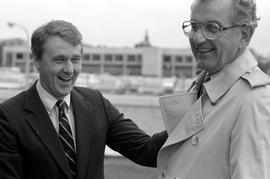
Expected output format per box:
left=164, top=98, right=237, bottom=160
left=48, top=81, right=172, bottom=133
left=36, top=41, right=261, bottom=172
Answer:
left=246, top=70, right=252, bottom=74
left=191, top=136, right=199, bottom=145
left=161, top=170, right=167, bottom=178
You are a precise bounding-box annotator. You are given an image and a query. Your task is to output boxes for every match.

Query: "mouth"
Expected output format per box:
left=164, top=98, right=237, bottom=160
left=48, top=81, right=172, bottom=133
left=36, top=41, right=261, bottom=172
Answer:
left=196, top=48, right=215, bottom=54
left=58, top=76, right=72, bottom=82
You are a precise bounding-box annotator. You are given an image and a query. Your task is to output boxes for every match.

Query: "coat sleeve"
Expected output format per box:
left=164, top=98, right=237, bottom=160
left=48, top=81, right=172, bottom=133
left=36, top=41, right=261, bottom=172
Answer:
left=230, top=91, right=270, bottom=179
left=0, top=106, right=24, bottom=179
left=95, top=90, right=168, bottom=167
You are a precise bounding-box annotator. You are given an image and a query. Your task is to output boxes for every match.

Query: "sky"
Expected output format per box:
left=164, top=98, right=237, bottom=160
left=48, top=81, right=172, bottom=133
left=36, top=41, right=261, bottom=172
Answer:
left=1, top=0, right=269, bottom=56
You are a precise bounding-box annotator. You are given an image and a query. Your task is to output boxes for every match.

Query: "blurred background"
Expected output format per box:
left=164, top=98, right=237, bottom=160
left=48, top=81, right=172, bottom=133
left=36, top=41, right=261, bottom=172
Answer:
left=0, top=0, right=269, bottom=178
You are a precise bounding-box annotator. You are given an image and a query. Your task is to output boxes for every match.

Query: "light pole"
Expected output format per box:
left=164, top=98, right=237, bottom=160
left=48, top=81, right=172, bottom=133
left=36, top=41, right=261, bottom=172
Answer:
left=7, top=22, right=31, bottom=88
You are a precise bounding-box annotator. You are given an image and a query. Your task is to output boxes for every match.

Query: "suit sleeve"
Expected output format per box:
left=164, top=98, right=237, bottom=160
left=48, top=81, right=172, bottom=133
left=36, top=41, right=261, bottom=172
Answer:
left=230, top=93, right=270, bottom=179
left=96, top=90, right=168, bottom=167
left=0, top=106, right=24, bottom=179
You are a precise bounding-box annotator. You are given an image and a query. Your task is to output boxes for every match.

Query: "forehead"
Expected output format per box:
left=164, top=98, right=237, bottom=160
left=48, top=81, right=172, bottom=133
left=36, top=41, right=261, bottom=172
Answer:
left=42, top=35, right=82, bottom=56
left=191, top=0, right=234, bottom=24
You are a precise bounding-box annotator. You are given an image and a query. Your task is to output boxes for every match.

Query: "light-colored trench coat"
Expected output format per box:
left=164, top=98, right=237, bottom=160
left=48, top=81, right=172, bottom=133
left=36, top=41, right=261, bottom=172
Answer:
left=157, top=49, right=270, bottom=179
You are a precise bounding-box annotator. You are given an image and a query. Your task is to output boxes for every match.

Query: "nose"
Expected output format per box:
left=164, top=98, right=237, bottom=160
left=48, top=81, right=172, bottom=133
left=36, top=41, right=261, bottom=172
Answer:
left=63, top=60, right=74, bottom=74
left=192, top=28, right=207, bottom=44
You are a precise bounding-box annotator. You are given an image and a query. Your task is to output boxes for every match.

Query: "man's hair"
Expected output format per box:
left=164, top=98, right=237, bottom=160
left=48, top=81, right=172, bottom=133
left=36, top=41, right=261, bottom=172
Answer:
left=232, top=0, right=259, bottom=30
left=191, top=0, right=259, bottom=29
left=31, top=20, right=82, bottom=60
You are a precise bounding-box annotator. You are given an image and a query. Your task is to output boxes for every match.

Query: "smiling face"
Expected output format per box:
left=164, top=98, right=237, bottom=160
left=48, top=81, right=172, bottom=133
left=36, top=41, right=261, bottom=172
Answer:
left=34, top=35, right=82, bottom=99
left=190, top=0, right=243, bottom=74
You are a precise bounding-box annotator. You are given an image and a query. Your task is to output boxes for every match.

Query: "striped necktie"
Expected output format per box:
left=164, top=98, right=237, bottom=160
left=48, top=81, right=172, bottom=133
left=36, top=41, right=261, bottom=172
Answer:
left=56, top=100, right=77, bottom=178
left=197, top=72, right=210, bottom=99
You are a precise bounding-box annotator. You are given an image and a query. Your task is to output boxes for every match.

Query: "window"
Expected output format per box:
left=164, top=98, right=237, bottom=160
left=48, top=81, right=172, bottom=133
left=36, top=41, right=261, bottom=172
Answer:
left=105, top=54, right=112, bottom=61
left=16, top=53, right=24, bottom=59
left=163, top=55, right=172, bottom=63
left=5, top=52, right=13, bottom=66
left=175, top=56, right=183, bottom=63
left=83, top=54, right=90, bottom=60
left=92, top=54, right=100, bottom=61
left=163, top=55, right=171, bottom=63
left=137, top=55, right=142, bottom=63
left=186, top=56, right=193, bottom=63
left=115, top=55, right=123, bottom=61
left=127, top=55, right=136, bottom=62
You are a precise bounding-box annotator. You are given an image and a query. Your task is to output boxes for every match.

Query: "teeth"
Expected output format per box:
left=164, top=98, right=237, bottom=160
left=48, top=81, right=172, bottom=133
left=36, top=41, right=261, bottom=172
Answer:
left=197, top=48, right=213, bottom=53
left=59, top=77, right=71, bottom=81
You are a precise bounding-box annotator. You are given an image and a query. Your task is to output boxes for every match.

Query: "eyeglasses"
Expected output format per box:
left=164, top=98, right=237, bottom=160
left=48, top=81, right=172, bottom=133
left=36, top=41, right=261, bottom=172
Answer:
left=182, top=21, right=243, bottom=40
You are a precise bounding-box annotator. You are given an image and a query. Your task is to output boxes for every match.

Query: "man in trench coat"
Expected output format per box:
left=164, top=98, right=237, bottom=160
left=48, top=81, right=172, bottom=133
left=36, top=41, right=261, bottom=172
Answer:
left=157, top=0, right=270, bottom=178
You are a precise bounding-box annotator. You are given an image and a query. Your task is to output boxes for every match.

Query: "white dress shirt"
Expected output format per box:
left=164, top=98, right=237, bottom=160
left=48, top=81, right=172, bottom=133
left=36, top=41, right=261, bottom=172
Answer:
left=36, top=80, right=76, bottom=146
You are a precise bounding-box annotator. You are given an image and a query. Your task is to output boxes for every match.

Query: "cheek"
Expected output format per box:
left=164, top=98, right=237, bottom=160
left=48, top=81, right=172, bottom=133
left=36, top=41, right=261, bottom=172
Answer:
left=216, top=42, right=236, bottom=61
left=74, top=64, right=82, bottom=73
left=40, top=67, right=61, bottom=84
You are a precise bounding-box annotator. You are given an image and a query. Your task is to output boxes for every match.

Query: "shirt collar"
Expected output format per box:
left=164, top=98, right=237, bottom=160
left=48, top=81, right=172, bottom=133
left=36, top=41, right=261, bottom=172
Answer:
left=36, top=80, right=71, bottom=112
left=203, top=49, right=258, bottom=104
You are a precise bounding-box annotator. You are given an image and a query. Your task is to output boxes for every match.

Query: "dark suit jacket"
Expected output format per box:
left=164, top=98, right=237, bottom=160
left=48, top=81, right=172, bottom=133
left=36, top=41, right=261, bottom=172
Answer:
left=0, top=83, right=168, bottom=179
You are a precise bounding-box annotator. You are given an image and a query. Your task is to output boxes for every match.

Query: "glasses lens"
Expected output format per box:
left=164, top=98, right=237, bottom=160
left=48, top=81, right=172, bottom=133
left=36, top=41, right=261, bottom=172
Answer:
left=182, top=21, right=198, bottom=38
left=203, top=22, right=221, bottom=40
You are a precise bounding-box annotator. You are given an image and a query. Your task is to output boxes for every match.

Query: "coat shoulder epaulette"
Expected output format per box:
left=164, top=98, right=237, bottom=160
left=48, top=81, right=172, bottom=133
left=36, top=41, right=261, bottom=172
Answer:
left=241, top=67, right=270, bottom=88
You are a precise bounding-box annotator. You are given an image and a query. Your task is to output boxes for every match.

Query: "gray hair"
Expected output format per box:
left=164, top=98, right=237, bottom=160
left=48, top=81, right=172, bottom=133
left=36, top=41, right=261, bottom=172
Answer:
left=191, top=0, right=259, bottom=29
left=31, top=20, right=82, bottom=60
left=232, top=0, right=259, bottom=30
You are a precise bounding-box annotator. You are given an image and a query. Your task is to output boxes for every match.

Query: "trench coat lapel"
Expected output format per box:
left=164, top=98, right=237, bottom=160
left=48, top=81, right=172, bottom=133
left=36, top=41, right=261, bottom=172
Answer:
left=160, top=94, right=204, bottom=148
left=71, top=89, right=95, bottom=179
left=159, top=92, right=197, bottom=135
left=24, top=83, right=72, bottom=179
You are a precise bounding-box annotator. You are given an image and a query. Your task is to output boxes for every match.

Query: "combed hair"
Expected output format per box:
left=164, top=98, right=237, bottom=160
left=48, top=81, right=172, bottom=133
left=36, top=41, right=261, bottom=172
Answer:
left=191, top=0, right=259, bottom=30
left=232, top=0, right=259, bottom=30
left=31, top=20, right=82, bottom=60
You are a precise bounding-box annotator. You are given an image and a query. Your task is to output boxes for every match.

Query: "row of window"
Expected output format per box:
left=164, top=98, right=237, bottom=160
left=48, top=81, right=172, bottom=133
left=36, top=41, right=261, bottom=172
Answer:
left=163, top=55, right=194, bottom=63
left=8, top=52, right=143, bottom=64
left=4, top=52, right=195, bottom=77
left=83, top=54, right=142, bottom=63
left=10, top=52, right=193, bottom=65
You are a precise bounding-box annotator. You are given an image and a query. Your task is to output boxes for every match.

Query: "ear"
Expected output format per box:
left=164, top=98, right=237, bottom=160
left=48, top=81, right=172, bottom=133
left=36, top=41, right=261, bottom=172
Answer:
left=32, top=54, right=41, bottom=71
left=240, top=25, right=254, bottom=46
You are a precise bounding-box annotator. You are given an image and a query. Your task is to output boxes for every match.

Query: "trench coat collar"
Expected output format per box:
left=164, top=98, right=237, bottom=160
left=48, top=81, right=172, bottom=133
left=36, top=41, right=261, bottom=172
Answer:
left=203, top=49, right=258, bottom=104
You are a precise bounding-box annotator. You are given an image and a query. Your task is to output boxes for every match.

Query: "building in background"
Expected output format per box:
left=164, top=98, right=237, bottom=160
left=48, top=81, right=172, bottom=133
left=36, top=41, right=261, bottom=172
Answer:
left=1, top=32, right=196, bottom=78
left=0, top=38, right=26, bottom=70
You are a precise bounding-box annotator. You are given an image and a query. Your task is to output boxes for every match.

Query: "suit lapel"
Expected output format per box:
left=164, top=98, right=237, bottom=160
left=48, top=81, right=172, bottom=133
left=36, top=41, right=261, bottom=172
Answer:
left=24, top=83, right=72, bottom=179
left=71, top=90, right=94, bottom=179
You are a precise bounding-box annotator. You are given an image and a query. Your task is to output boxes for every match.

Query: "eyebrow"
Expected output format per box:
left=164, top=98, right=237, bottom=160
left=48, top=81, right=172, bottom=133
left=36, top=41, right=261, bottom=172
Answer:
left=53, top=55, right=67, bottom=58
left=190, top=20, right=224, bottom=27
left=206, top=20, right=223, bottom=26
left=53, top=54, right=81, bottom=58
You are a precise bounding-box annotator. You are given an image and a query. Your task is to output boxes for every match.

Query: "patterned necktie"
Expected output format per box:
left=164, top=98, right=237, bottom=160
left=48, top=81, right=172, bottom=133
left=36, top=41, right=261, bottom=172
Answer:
left=56, top=100, right=77, bottom=178
left=197, top=72, right=210, bottom=99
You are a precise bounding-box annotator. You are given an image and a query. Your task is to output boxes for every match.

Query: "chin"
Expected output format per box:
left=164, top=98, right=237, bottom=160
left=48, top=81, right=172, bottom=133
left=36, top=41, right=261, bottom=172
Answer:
left=196, top=61, right=210, bottom=72
left=57, top=88, right=72, bottom=97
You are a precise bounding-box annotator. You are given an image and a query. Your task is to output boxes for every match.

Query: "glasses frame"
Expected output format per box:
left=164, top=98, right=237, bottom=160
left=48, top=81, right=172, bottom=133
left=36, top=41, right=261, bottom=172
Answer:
left=182, top=20, right=244, bottom=40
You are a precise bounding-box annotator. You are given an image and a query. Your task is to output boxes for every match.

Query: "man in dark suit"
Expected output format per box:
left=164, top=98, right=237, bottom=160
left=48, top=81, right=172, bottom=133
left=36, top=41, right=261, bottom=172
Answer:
left=0, top=20, right=168, bottom=179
